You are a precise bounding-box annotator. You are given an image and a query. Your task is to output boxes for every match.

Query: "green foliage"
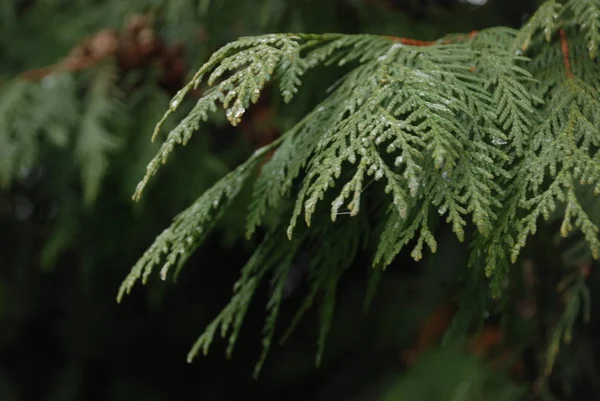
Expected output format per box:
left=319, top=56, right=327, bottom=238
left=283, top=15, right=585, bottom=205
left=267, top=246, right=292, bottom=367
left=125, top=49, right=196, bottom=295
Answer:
left=131, top=34, right=307, bottom=201
left=514, top=0, right=561, bottom=51
left=185, top=228, right=301, bottom=378
left=0, top=65, right=123, bottom=205
left=544, top=269, right=591, bottom=375
left=565, top=0, right=600, bottom=58
left=119, top=1, right=600, bottom=379
left=0, top=75, right=78, bottom=189
left=76, top=63, right=124, bottom=205
left=8, top=1, right=575, bottom=400
left=1, top=0, right=358, bottom=272
left=118, top=144, right=274, bottom=297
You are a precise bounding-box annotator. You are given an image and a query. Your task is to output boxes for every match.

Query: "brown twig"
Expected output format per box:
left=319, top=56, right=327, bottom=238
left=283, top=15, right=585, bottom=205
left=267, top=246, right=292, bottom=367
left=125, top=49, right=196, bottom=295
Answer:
left=385, top=30, right=479, bottom=47
left=385, top=36, right=437, bottom=46
left=559, top=28, right=573, bottom=79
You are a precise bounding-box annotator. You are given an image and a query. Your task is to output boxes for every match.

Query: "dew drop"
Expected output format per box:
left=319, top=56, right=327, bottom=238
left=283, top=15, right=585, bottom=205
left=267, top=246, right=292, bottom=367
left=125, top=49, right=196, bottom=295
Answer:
left=160, top=265, right=168, bottom=281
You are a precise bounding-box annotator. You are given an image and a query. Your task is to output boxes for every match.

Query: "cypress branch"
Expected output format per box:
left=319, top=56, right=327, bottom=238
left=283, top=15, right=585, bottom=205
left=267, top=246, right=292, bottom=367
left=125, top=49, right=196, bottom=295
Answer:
left=119, top=1, right=600, bottom=376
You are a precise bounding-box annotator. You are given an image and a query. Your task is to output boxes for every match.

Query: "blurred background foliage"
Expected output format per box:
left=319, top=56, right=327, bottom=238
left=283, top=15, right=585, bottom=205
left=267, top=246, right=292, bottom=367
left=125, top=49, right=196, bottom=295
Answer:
left=3, top=0, right=600, bottom=400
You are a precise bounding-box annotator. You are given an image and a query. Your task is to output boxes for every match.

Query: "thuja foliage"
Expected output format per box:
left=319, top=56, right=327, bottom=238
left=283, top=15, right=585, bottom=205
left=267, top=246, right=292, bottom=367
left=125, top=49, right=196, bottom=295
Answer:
left=0, top=0, right=477, bottom=209
left=2, top=0, right=418, bottom=270
left=119, top=0, right=600, bottom=379
left=0, top=65, right=124, bottom=205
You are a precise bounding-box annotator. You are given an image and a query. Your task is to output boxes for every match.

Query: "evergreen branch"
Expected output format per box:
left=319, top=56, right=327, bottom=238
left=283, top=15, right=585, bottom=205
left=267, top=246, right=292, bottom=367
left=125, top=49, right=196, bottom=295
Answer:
left=76, top=63, right=123, bottom=205
left=245, top=106, right=326, bottom=238
left=253, top=245, right=297, bottom=377
left=0, top=75, right=78, bottom=189
left=134, top=33, right=364, bottom=201
left=184, top=230, right=300, bottom=375
left=121, top=8, right=600, bottom=374
left=117, top=144, right=275, bottom=302
left=513, top=0, right=561, bottom=53
left=279, top=216, right=366, bottom=363
left=512, top=79, right=600, bottom=264
left=565, top=0, right=600, bottom=58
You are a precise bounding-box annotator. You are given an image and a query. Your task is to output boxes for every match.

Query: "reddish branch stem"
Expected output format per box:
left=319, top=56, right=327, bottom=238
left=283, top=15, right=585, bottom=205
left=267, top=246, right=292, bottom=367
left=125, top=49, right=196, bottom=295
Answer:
left=385, top=30, right=478, bottom=47
left=386, top=36, right=437, bottom=46
left=559, top=29, right=573, bottom=79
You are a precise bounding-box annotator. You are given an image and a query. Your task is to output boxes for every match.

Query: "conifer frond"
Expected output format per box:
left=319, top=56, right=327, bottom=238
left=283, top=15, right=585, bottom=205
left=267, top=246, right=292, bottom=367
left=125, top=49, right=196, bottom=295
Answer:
left=117, top=143, right=275, bottom=301
left=184, top=229, right=300, bottom=373
left=253, top=240, right=298, bottom=377
left=570, top=37, right=600, bottom=89
left=120, top=5, right=600, bottom=373
left=0, top=65, right=122, bottom=204
left=285, top=40, right=521, bottom=246
left=76, top=64, right=123, bottom=205
left=512, top=78, right=600, bottom=263
left=245, top=108, right=325, bottom=238
left=0, top=75, right=77, bottom=188
left=132, top=34, right=310, bottom=201
left=278, top=214, right=367, bottom=365
left=513, top=0, right=561, bottom=52
left=565, top=0, right=600, bottom=58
